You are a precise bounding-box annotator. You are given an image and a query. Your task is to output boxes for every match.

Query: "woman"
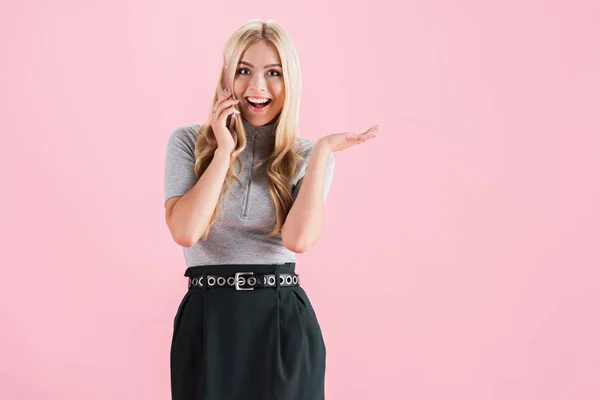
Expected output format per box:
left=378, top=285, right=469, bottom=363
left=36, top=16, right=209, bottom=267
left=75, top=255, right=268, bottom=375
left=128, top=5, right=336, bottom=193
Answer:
left=164, top=19, right=378, bottom=400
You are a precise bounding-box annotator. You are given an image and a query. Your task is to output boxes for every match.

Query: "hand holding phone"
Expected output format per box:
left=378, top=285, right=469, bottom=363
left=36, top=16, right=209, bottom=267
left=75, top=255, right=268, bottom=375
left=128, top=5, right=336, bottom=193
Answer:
left=209, top=63, right=240, bottom=153
left=222, top=65, right=237, bottom=133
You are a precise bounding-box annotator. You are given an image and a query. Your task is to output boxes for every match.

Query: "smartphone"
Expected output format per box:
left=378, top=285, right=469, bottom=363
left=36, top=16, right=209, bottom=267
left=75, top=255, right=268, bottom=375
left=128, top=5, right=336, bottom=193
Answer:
left=222, top=65, right=237, bottom=133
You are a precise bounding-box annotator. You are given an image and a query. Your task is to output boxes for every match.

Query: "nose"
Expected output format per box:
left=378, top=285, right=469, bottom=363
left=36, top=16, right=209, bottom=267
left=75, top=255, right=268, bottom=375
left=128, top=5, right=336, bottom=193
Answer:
left=248, top=72, right=268, bottom=92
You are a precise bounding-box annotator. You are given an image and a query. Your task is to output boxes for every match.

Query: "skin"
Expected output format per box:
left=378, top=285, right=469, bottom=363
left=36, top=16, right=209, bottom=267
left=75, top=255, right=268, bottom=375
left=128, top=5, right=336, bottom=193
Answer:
left=233, top=40, right=286, bottom=127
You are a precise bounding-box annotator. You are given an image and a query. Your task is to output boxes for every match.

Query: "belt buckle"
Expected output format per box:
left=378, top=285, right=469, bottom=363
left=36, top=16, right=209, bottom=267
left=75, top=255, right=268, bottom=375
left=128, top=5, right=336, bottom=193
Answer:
left=235, top=272, right=254, bottom=291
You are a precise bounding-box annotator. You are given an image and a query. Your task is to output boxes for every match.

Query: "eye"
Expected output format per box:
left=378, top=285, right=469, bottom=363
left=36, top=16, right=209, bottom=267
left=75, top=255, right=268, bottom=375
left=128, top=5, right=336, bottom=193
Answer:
left=236, top=68, right=282, bottom=77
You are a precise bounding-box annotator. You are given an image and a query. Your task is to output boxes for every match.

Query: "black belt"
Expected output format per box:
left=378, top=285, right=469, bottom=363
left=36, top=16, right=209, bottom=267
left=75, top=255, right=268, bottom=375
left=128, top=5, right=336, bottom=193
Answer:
left=188, top=271, right=300, bottom=291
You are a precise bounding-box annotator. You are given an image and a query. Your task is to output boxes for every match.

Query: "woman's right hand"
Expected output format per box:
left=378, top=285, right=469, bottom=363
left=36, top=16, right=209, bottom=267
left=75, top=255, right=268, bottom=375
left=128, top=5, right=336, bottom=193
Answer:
left=210, top=89, right=240, bottom=153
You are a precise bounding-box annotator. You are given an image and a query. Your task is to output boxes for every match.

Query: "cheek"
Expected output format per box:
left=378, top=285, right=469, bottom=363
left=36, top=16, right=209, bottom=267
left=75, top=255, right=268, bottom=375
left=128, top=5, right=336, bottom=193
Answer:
left=233, top=80, right=244, bottom=97
left=271, top=81, right=285, bottom=99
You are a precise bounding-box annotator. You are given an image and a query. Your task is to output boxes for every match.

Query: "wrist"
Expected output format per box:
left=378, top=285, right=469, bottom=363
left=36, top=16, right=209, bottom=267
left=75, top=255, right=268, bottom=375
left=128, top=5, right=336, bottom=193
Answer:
left=214, top=147, right=233, bottom=161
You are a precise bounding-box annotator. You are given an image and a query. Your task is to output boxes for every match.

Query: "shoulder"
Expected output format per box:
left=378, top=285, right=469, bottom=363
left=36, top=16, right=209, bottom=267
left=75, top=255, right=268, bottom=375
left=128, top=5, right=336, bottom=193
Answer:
left=290, top=136, right=335, bottom=187
left=294, top=136, right=335, bottom=166
left=296, top=136, right=335, bottom=164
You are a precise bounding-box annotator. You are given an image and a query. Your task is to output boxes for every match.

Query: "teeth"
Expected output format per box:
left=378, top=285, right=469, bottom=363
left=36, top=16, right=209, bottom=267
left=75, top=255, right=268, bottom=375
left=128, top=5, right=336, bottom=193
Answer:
left=248, top=97, right=270, bottom=104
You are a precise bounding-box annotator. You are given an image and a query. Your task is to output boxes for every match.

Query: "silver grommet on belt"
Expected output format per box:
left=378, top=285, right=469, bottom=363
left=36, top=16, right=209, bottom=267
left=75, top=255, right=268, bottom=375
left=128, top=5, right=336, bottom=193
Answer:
left=267, top=275, right=276, bottom=286
left=208, top=276, right=216, bottom=286
left=285, top=275, right=292, bottom=285
left=217, top=276, right=225, bottom=286
left=227, top=276, right=235, bottom=286
left=191, top=277, right=198, bottom=286
left=248, top=276, right=257, bottom=285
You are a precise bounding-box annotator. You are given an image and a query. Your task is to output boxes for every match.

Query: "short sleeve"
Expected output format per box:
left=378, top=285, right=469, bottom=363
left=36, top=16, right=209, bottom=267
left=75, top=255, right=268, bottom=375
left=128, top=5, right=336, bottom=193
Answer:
left=163, top=125, right=200, bottom=206
left=291, top=151, right=335, bottom=203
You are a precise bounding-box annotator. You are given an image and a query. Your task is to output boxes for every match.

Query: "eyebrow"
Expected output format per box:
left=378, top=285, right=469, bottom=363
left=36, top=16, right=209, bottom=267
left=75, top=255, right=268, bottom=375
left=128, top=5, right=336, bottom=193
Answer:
left=238, top=61, right=282, bottom=68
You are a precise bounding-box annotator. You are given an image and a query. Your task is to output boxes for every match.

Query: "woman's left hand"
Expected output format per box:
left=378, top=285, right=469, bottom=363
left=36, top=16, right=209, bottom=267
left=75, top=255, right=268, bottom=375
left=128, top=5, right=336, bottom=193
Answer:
left=316, top=125, right=379, bottom=153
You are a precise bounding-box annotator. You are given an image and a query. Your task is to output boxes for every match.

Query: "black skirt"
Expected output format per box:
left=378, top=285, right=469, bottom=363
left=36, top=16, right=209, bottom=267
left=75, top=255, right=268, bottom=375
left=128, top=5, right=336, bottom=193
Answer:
left=170, top=262, right=326, bottom=400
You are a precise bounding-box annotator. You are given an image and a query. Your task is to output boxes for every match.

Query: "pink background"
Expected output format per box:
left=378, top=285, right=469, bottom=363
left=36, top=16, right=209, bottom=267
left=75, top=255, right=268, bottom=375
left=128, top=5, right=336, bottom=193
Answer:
left=2, top=1, right=599, bottom=399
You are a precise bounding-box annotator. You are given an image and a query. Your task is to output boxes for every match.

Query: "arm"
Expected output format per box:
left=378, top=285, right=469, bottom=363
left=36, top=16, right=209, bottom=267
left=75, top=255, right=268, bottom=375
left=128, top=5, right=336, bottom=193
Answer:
left=165, top=141, right=231, bottom=247
left=281, top=139, right=334, bottom=253
left=281, top=124, right=378, bottom=252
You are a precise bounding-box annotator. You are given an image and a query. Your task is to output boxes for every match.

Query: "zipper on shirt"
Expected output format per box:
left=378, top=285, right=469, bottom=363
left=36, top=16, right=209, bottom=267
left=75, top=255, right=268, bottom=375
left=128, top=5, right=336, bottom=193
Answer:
left=241, top=127, right=259, bottom=219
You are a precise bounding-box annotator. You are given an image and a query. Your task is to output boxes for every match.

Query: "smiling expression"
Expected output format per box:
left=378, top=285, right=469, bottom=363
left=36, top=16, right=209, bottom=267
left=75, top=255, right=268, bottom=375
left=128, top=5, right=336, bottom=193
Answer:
left=233, top=40, right=286, bottom=126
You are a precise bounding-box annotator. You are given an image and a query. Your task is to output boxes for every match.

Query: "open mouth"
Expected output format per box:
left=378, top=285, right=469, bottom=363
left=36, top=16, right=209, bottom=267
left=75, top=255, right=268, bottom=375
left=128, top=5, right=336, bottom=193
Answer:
left=246, top=98, right=272, bottom=112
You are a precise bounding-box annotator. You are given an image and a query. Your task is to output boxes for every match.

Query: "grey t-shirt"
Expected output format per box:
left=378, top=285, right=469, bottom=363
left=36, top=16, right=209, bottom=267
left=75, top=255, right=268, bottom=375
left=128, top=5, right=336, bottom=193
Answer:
left=163, top=118, right=335, bottom=267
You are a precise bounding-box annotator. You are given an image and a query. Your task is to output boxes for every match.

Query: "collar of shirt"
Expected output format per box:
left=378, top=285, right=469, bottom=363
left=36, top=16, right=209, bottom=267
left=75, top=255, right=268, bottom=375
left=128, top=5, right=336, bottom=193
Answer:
left=241, top=117, right=278, bottom=142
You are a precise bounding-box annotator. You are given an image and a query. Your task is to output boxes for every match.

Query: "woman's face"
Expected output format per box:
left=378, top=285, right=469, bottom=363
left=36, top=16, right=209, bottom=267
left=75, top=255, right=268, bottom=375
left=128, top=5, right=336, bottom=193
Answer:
left=233, top=40, right=285, bottom=127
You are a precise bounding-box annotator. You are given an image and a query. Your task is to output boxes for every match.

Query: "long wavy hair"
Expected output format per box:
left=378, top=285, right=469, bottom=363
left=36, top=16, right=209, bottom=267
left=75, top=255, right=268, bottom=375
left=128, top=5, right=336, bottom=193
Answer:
left=194, top=19, right=305, bottom=240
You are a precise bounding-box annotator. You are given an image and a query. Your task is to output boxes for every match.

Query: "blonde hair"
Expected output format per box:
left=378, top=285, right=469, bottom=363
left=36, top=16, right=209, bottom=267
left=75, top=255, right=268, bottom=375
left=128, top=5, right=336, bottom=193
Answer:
left=194, top=19, right=305, bottom=240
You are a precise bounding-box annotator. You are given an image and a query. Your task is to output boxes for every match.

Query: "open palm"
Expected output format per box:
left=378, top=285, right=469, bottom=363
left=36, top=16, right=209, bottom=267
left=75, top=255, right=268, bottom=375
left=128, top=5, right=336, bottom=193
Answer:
left=318, top=125, right=379, bottom=153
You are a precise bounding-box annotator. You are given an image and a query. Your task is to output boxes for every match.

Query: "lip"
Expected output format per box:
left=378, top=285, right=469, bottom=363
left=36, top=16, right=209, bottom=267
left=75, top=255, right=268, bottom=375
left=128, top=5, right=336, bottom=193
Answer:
left=246, top=98, right=272, bottom=113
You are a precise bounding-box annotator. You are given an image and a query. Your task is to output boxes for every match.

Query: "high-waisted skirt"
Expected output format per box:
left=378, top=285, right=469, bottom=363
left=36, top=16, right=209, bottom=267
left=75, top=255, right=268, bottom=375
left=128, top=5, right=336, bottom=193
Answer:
left=170, top=262, right=326, bottom=400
